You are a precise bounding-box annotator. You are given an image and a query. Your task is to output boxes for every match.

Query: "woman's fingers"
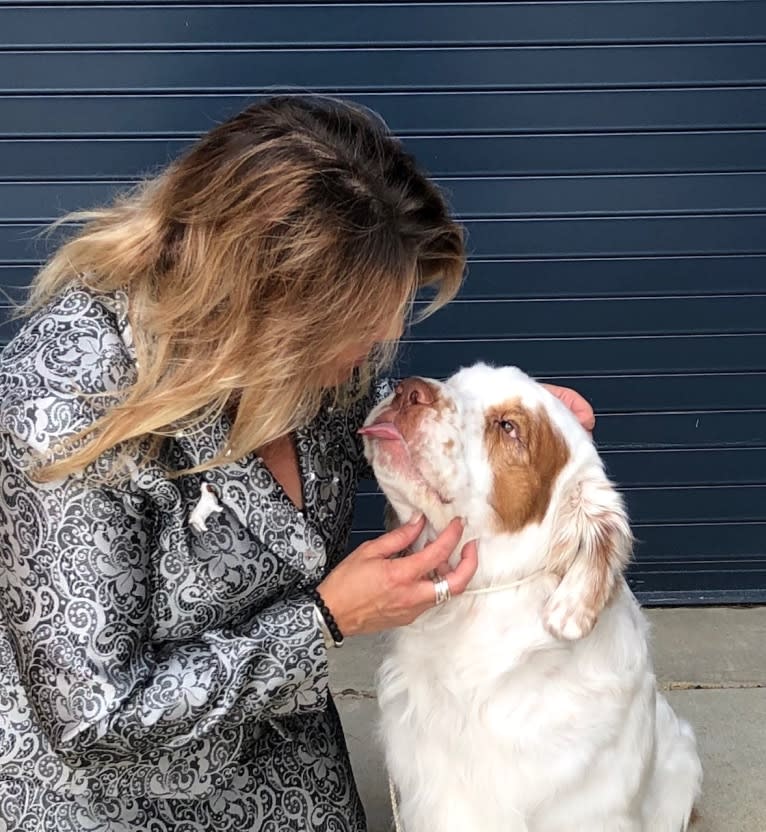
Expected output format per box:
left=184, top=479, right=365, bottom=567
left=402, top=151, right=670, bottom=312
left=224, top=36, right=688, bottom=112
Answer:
left=365, top=513, right=426, bottom=558
left=395, top=517, right=465, bottom=582
left=542, top=383, right=596, bottom=432
left=449, top=539, right=479, bottom=592
left=318, top=520, right=478, bottom=636
left=412, top=539, right=479, bottom=606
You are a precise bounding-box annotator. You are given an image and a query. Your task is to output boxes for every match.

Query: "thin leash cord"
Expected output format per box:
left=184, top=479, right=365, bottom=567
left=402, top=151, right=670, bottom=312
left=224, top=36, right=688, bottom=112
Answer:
left=387, top=571, right=546, bottom=831
left=462, top=569, right=546, bottom=596
left=389, top=775, right=404, bottom=832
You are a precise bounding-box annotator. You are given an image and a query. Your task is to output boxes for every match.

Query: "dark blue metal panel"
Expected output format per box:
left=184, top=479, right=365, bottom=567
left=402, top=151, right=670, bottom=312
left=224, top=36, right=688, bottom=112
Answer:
left=393, top=336, right=766, bottom=377
left=633, top=524, right=766, bottom=559
left=3, top=2, right=766, bottom=48
left=353, top=522, right=766, bottom=558
left=410, top=297, right=766, bottom=338
left=457, top=257, right=766, bottom=299
left=6, top=256, right=766, bottom=299
left=462, top=215, right=766, bottom=258
left=601, top=448, right=766, bottom=487
left=6, top=289, right=766, bottom=339
left=1, top=1, right=764, bottom=604
left=356, top=485, right=766, bottom=528
left=444, top=173, right=766, bottom=217
left=549, top=374, right=766, bottom=414
left=5, top=173, right=766, bottom=219
left=352, top=485, right=766, bottom=529
left=594, top=411, right=766, bottom=450
left=4, top=88, right=766, bottom=137
left=371, top=372, right=766, bottom=419
left=2, top=45, right=766, bottom=93
left=3, top=215, right=765, bottom=262
left=3, top=132, right=766, bottom=180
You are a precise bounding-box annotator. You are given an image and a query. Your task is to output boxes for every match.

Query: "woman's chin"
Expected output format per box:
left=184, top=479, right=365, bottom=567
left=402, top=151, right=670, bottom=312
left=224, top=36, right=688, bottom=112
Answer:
left=309, top=365, right=351, bottom=390
left=313, top=356, right=369, bottom=390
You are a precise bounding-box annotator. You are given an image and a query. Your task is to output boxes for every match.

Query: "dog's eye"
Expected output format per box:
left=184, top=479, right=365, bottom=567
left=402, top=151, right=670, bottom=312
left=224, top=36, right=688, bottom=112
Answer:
left=498, top=419, right=518, bottom=438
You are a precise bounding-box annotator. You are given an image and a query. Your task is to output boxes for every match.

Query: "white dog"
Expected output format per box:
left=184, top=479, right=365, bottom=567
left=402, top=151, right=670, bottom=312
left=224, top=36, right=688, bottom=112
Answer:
left=360, top=364, right=702, bottom=832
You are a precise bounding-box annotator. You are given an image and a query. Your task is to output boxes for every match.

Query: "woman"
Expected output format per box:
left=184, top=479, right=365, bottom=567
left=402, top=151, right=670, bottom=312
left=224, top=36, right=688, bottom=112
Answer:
left=0, top=96, right=594, bottom=831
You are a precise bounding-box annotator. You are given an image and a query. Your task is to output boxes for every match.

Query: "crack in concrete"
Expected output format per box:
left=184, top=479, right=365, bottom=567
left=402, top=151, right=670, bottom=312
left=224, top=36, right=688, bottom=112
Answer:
left=661, top=681, right=765, bottom=691
left=334, top=682, right=766, bottom=699
left=331, top=688, right=377, bottom=700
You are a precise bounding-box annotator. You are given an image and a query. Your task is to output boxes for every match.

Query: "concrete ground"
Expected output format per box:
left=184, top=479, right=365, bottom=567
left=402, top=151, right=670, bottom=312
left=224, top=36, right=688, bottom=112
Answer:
left=329, top=607, right=766, bottom=831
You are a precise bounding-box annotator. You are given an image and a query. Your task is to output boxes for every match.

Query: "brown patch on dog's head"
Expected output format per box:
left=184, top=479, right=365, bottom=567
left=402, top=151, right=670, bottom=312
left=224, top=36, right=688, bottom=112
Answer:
left=484, top=399, right=570, bottom=534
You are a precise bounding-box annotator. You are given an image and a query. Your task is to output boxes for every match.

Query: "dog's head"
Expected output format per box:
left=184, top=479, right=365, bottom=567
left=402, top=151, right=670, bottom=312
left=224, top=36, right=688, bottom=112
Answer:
left=361, top=363, right=632, bottom=640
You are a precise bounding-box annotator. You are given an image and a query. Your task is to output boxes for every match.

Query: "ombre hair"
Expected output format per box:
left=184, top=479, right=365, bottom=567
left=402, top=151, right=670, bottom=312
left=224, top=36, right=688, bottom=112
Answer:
left=26, top=96, right=465, bottom=480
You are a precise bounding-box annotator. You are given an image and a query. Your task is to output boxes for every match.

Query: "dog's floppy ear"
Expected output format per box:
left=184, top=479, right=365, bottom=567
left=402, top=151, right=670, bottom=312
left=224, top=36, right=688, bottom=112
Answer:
left=543, top=466, right=633, bottom=641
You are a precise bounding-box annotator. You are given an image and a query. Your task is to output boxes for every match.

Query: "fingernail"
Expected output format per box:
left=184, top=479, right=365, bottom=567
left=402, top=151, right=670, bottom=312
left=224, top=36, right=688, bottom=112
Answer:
left=457, top=516, right=467, bottom=527
left=408, top=512, right=424, bottom=525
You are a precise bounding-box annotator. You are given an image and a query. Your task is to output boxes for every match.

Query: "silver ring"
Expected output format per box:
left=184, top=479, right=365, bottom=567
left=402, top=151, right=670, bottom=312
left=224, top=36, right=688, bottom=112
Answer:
left=432, top=576, right=452, bottom=606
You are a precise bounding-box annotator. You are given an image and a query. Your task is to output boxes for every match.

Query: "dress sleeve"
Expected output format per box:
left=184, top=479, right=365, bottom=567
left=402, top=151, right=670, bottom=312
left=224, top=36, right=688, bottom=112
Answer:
left=0, top=396, right=328, bottom=769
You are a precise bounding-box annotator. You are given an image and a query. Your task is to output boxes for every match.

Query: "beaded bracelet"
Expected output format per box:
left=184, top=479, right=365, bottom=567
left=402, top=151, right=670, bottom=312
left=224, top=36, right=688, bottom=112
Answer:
left=309, top=587, right=345, bottom=647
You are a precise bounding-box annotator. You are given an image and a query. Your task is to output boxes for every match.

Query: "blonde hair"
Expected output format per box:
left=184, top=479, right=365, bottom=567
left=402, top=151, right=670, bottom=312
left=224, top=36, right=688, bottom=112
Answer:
left=26, top=96, right=465, bottom=480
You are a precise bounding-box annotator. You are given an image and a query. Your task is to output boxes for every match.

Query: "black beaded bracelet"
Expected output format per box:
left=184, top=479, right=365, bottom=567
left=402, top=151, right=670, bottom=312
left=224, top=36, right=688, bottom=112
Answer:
left=309, top=587, right=345, bottom=647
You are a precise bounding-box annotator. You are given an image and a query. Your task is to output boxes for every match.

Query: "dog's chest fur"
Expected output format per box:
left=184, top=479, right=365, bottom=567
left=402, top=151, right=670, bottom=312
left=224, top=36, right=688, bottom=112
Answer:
left=379, top=575, right=656, bottom=831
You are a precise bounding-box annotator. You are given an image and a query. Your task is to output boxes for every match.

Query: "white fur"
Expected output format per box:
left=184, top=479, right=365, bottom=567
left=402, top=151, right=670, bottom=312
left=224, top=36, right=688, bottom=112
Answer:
left=364, top=364, right=702, bottom=832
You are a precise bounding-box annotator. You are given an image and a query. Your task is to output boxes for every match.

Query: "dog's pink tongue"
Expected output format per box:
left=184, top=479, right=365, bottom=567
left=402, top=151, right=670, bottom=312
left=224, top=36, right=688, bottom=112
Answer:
left=358, top=422, right=402, bottom=441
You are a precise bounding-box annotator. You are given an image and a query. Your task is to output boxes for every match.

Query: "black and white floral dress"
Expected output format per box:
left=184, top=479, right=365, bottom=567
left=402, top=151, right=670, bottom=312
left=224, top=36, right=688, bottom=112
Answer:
left=0, top=287, right=390, bottom=831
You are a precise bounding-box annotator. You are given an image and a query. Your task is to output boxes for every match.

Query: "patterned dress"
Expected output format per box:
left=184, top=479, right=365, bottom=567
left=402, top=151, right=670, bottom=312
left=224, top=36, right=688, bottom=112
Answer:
left=0, top=288, right=390, bottom=831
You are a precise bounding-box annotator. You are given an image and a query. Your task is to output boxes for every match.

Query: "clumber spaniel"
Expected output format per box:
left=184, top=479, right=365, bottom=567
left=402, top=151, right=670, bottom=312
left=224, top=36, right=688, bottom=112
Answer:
left=360, top=364, right=702, bottom=832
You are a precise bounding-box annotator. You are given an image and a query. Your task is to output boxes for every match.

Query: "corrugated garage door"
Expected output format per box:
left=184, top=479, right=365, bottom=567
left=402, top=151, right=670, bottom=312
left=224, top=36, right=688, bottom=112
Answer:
left=1, top=1, right=765, bottom=604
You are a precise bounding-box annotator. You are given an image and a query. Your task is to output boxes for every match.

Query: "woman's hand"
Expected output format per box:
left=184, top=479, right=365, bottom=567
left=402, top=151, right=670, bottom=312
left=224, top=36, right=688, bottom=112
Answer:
left=542, top=384, right=596, bottom=433
left=317, top=515, right=478, bottom=638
